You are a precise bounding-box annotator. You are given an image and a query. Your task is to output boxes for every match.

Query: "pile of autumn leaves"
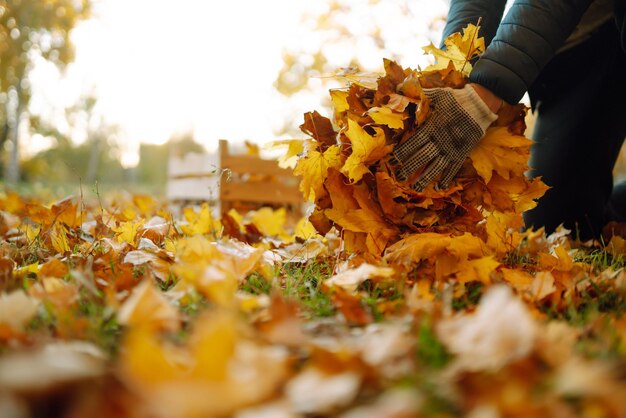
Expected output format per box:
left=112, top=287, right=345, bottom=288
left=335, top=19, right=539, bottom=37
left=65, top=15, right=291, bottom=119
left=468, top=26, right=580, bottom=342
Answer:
left=292, top=24, right=626, bottom=311
left=294, top=24, right=548, bottom=258
left=1, top=24, right=626, bottom=418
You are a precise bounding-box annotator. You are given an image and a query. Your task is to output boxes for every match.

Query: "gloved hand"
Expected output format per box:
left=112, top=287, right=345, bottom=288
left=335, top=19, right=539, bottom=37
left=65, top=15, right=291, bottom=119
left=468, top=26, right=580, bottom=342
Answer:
left=390, top=84, right=498, bottom=191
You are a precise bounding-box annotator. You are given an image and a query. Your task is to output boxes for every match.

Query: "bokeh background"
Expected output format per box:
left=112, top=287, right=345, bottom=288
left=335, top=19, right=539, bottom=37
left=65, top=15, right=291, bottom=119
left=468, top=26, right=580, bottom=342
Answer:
left=1, top=0, right=624, bottom=197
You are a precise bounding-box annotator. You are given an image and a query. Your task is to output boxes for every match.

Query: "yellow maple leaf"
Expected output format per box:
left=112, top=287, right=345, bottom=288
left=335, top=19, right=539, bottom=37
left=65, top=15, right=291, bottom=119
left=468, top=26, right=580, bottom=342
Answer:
left=113, top=220, right=144, bottom=245
left=294, top=217, right=319, bottom=240
left=447, top=233, right=487, bottom=261
left=485, top=211, right=524, bottom=256
left=332, top=66, right=380, bottom=89
left=20, top=224, right=40, bottom=243
left=50, top=224, right=71, bottom=253
left=133, top=194, right=158, bottom=215
left=120, top=327, right=182, bottom=383
left=181, top=203, right=221, bottom=237
left=189, top=311, right=237, bottom=380
left=175, top=235, right=220, bottom=266
left=330, top=89, right=349, bottom=114
left=470, top=127, right=532, bottom=183
left=455, top=256, right=500, bottom=285
left=501, top=268, right=534, bottom=292
left=342, top=119, right=393, bottom=183
left=266, top=139, right=304, bottom=169
left=250, top=207, right=289, bottom=239
left=539, top=245, right=574, bottom=272
left=423, top=23, right=484, bottom=76
left=368, top=106, right=406, bottom=129
left=294, top=144, right=343, bottom=202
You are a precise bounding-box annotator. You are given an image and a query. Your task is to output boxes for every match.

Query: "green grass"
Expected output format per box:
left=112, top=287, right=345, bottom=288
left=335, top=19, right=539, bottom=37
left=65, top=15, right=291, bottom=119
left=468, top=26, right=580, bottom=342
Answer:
left=281, top=260, right=335, bottom=318
left=574, top=247, right=626, bottom=272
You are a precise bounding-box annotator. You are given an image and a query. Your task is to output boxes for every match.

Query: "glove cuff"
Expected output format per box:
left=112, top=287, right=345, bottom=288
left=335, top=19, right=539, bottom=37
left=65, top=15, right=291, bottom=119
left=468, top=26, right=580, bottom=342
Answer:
left=451, top=84, right=498, bottom=132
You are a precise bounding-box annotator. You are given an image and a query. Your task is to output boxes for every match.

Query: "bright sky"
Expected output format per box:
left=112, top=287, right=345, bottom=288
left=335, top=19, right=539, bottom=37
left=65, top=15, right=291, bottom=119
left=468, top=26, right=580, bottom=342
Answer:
left=27, top=0, right=448, bottom=166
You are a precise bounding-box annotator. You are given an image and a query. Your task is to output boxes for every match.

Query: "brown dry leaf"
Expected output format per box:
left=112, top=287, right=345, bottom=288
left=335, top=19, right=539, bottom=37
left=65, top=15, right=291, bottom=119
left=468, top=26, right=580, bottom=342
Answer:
left=529, top=271, right=557, bottom=301
left=255, top=293, right=308, bottom=347
left=138, top=216, right=171, bottom=244
left=437, top=285, right=537, bottom=373
left=0, top=290, right=39, bottom=331
left=0, top=341, right=106, bottom=394
left=384, top=233, right=452, bottom=267
left=0, top=258, right=15, bottom=289
left=299, top=111, right=337, bottom=150
left=500, top=268, right=534, bottom=292
left=123, top=249, right=172, bottom=283
left=39, top=257, right=69, bottom=278
left=117, top=280, right=181, bottom=332
left=331, top=287, right=374, bottom=326
left=29, top=277, right=79, bottom=309
left=285, top=366, right=361, bottom=415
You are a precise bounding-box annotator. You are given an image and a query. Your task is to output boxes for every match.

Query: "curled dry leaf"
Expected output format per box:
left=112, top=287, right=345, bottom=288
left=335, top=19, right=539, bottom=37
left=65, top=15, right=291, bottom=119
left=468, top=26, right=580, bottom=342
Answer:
left=285, top=367, right=361, bottom=415
left=0, top=341, right=106, bottom=394
left=325, top=263, right=396, bottom=293
left=117, top=280, right=181, bottom=332
left=436, top=285, right=537, bottom=373
left=0, top=290, right=39, bottom=331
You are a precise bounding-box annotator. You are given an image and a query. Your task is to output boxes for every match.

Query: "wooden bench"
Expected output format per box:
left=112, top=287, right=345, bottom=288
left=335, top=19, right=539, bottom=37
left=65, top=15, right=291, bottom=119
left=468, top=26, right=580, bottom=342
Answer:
left=166, top=140, right=303, bottom=216
left=218, top=139, right=303, bottom=214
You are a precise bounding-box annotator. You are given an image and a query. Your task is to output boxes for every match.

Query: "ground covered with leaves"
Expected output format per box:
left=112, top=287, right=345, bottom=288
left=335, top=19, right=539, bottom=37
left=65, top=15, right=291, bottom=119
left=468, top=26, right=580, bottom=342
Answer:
left=3, top=25, right=626, bottom=418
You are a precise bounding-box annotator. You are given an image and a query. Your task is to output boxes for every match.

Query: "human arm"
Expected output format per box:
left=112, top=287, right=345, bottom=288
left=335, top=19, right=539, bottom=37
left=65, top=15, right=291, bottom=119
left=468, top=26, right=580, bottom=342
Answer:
left=442, top=0, right=508, bottom=47
left=391, top=0, right=597, bottom=191
left=470, top=0, right=596, bottom=104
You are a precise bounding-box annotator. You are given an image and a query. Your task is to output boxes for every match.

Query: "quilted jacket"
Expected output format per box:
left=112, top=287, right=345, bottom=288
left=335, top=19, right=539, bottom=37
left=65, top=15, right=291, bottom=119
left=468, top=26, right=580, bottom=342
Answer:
left=441, top=0, right=626, bottom=104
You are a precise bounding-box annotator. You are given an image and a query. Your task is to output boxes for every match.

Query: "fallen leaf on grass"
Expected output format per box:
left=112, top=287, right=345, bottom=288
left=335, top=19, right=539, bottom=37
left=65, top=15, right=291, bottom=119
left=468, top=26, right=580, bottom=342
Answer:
left=285, top=367, right=361, bottom=415
left=0, top=290, right=39, bottom=331
left=436, top=285, right=537, bottom=373
left=325, top=263, right=396, bottom=293
left=117, top=280, right=181, bottom=332
left=119, top=311, right=289, bottom=418
left=0, top=341, right=106, bottom=393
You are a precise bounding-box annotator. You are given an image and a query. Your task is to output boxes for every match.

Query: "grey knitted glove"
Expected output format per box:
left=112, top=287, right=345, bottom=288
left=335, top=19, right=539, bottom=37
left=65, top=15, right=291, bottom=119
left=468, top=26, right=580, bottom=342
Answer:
left=390, top=84, right=498, bottom=191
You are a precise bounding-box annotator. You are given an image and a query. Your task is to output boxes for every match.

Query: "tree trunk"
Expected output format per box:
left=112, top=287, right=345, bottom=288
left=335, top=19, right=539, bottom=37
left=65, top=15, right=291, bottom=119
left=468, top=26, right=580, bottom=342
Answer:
left=4, top=87, right=21, bottom=184
left=86, top=136, right=101, bottom=184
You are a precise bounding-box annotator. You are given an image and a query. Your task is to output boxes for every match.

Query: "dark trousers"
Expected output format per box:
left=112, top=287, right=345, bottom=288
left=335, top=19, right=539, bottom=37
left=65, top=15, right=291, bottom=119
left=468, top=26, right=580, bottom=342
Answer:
left=524, top=21, right=626, bottom=241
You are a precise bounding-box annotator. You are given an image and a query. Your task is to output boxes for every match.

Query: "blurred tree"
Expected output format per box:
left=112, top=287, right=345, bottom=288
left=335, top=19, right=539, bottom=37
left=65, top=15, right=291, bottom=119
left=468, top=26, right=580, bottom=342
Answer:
left=21, top=118, right=125, bottom=186
left=0, top=0, right=91, bottom=183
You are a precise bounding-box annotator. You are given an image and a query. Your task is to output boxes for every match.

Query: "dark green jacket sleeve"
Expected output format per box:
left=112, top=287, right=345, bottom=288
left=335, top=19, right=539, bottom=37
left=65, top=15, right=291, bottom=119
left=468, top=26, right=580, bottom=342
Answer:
left=443, top=0, right=595, bottom=104
left=617, top=0, right=626, bottom=51
left=441, top=0, right=508, bottom=47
